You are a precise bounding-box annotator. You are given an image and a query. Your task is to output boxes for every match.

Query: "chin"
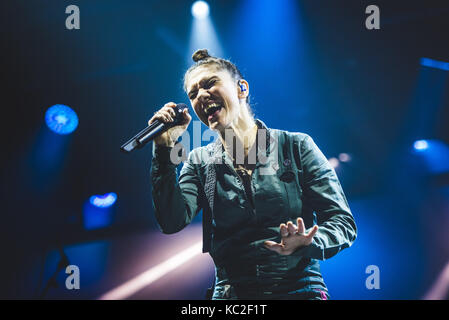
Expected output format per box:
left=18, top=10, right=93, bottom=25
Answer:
left=208, top=122, right=219, bottom=131
left=208, top=121, right=224, bottom=132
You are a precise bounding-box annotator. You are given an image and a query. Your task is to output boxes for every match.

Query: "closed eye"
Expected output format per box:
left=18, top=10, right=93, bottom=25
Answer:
left=188, top=77, right=218, bottom=100
left=204, top=79, right=217, bottom=89
left=189, top=90, right=197, bottom=100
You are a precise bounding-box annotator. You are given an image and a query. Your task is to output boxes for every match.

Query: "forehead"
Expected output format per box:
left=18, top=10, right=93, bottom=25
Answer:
left=186, top=65, right=232, bottom=91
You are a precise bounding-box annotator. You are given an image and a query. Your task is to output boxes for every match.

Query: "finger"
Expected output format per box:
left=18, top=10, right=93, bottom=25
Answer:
left=148, top=113, right=165, bottom=125
left=162, top=106, right=177, bottom=118
left=279, top=223, right=289, bottom=238
left=158, top=110, right=174, bottom=122
left=287, top=221, right=297, bottom=235
left=306, top=225, right=319, bottom=239
left=163, top=102, right=179, bottom=114
left=297, top=217, right=305, bottom=234
left=182, top=108, right=191, bottom=122
left=160, top=102, right=177, bottom=119
left=264, top=241, right=283, bottom=254
left=163, top=102, right=177, bottom=109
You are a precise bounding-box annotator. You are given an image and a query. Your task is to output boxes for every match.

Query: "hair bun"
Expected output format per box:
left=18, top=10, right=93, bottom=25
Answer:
left=192, top=49, right=211, bottom=62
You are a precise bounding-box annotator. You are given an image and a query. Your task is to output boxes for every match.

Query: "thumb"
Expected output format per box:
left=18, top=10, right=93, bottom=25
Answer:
left=182, top=108, right=191, bottom=122
left=264, top=241, right=283, bottom=254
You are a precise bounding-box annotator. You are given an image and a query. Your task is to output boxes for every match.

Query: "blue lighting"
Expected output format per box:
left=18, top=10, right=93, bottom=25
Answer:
left=188, top=0, right=223, bottom=64
left=90, top=192, right=117, bottom=208
left=192, top=1, right=209, bottom=19
left=420, top=58, right=449, bottom=71
left=45, top=104, right=79, bottom=135
left=413, top=140, right=449, bottom=174
left=84, top=193, right=117, bottom=230
left=413, top=140, right=429, bottom=151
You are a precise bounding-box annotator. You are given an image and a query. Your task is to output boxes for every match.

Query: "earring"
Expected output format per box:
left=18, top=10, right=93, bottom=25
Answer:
left=238, top=80, right=247, bottom=92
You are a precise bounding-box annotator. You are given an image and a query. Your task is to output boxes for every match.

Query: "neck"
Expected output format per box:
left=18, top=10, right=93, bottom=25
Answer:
left=218, top=103, right=257, bottom=158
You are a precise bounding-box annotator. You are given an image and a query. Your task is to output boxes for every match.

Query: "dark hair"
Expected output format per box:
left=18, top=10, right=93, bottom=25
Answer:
left=184, top=49, right=252, bottom=108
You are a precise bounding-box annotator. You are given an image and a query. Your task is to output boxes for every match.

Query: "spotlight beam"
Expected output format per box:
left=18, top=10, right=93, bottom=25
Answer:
left=98, top=241, right=203, bottom=300
left=423, top=260, right=449, bottom=300
left=192, top=1, right=209, bottom=19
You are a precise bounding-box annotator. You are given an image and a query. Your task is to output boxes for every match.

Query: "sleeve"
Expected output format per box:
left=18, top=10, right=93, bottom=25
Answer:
left=150, top=143, right=203, bottom=234
left=292, top=134, right=357, bottom=260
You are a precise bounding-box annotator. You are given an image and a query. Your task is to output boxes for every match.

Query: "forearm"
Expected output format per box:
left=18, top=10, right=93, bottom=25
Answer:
left=293, top=135, right=357, bottom=260
left=292, top=205, right=357, bottom=261
left=150, top=143, right=199, bottom=234
left=298, top=210, right=357, bottom=260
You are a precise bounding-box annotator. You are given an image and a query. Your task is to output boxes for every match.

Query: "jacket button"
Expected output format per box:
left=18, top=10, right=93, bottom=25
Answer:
left=283, top=159, right=292, bottom=167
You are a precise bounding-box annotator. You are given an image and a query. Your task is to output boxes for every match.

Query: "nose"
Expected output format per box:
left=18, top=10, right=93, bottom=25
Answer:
left=197, top=88, right=211, bottom=104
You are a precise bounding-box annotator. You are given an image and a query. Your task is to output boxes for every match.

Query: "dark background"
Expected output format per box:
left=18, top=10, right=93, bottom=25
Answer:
left=1, top=0, right=448, bottom=299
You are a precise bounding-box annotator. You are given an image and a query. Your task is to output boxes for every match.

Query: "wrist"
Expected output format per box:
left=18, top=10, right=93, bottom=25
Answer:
left=155, top=139, right=175, bottom=148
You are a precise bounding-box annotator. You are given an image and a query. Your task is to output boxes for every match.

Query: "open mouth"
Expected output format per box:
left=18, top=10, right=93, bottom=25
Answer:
left=204, top=102, right=223, bottom=121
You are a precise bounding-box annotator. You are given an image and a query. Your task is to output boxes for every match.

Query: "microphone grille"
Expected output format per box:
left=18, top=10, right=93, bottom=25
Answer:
left=176, top=103, right=188, bottom=111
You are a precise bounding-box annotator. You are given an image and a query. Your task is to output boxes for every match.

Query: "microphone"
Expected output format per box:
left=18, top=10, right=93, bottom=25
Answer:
left=120, top=103, right=188, bottom=153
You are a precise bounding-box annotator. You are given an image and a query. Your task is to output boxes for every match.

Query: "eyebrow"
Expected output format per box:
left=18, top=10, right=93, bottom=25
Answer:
left=188, top=76, right=219, bottom=96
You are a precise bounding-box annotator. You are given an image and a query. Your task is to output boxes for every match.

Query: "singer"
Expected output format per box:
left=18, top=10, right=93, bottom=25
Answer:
left=149, top=49, right=357, bottom=300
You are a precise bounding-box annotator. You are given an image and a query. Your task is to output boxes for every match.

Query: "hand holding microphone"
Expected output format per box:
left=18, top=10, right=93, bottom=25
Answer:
left=148, top=102, right=191, bottom=147
left=120, top=102, right=191, bottom=153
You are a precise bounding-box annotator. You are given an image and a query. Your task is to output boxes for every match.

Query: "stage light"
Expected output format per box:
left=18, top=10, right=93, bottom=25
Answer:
left=339, top=153, right=352, bottom=162
left=90, top=192, right=117, bottom=208
left=423, top=260, right=449, bottom=300
left=420, top=58, right=449, bottom=71
left=191, top=1, right=209, bottom=19
left=187, top=1, right=223, bottom=65
left=328, top=157, right=340, bottom=169
left=412, top=140, right=449, bottom=174
left=45, top=104, right=78, bottom=135
left=414, top=140, right=429, bottom=151
left=84, top=193, right=117, bottom=230
left=98, top=241, right=203, bottom=300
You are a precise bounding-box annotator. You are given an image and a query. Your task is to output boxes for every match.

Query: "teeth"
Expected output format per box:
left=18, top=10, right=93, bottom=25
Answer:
left=204, top=103, right=221, bottom=113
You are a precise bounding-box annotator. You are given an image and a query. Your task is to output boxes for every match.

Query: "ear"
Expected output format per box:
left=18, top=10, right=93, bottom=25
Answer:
left=237, top=79, right=249, bottom=99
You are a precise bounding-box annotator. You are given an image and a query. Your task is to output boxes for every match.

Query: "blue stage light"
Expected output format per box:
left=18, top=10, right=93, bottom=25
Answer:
left=420, top=58, right=449, bottom=71
left=90, top=192, right=117, bottom=208
left=192, top=1, right=209, bottom=19
left=413, top=140, right=429, bottom=151
left=45, top=104, right=79, bottom=135
left=413, top=140, right=449, bottom=174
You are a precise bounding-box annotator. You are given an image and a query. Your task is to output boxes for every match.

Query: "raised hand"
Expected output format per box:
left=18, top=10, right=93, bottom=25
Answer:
left=148, top=102, right=191, bottom=147
left=264, top=217, right=318, bottom=256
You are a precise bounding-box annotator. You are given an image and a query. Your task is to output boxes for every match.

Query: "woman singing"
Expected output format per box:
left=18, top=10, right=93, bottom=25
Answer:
left=149, top=49, right=357, bottom=300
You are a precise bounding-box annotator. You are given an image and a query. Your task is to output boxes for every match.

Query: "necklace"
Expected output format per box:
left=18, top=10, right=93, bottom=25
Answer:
left=235, top=124, right=258, bottom=176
